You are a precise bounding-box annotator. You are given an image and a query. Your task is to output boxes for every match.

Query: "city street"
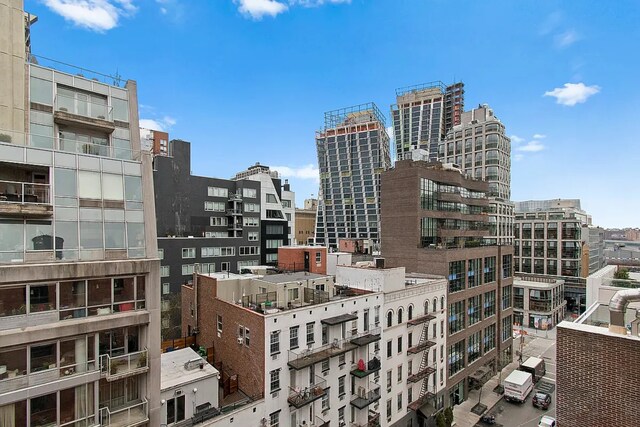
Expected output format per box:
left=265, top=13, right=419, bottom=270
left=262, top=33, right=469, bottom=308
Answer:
left=480, top=330, right=557, bottom=427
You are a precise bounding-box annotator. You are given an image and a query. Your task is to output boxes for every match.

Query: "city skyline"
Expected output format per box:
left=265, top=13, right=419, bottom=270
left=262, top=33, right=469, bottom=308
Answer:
left=25, top=0, right=640, bottom=228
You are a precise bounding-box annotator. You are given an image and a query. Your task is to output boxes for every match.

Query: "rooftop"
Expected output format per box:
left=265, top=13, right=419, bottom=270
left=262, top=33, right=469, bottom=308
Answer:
left=257, top=271, right=328, bottom=284
left=514, top=276, right=564, bottom=289
left=161, top=348, right=219, bottom=391
left=323, top=103, right=386, bottom=129
left=30, top=55, right=128, bottom=88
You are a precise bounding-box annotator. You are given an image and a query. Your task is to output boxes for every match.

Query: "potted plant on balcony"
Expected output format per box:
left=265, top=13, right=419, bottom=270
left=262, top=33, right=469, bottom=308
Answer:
left=110, top=363, right=118, bottom=375
left=137, top=352, right=147, bottom=368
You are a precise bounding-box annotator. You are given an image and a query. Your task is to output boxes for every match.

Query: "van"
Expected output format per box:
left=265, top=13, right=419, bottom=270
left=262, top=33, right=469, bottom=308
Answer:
left=503, top=370, right=534, bottom=403
left=519, top=356, right=546, bottom=383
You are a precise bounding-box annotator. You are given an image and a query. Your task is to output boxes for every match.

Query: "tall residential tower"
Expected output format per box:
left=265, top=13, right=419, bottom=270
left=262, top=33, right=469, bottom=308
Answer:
left=314, top=103, right=391, bottom=250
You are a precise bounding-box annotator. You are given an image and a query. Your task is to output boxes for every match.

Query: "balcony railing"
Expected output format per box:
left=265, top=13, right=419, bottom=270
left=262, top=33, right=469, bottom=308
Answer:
left=350, top=413, right=381, bottom=427
left=287, top=375, right=327, bottom=409
left=288, top=336, right=358, bottom=370
left=100, top=349, right=148, bottom=381
left=408, top=313, right=436, bottom=326
left=0, top=180, right=50, bottom=204
left=55, top=93, right=113, bottom=122
left=350, top=357, right=381, bottom=378
left=350, top=326, right=381, bottom=346
left=408, top=390, right=436, bottom=411
left=407, top=340, right=437, bottom=354
left=99, top=399, right=149, bottom=427
left=226, top=209, right=243, bottom=216
left=407, top=365, right=436, bottom=383
left=350, top=382, right=381, bottom=409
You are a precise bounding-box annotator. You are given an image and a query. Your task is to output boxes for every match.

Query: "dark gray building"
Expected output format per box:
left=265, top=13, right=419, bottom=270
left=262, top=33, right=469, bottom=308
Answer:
left=154, top=139, right=262, bottom=298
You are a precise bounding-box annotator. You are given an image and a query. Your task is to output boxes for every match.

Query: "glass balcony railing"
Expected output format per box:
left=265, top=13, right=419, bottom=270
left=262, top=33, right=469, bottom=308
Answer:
left=99, top=349, right=148, bottom=380
left=0, top=180, right=50, bottom=205
left=99, top=399, right=148, bottom=427
left=55, top=93, right=113, bottom=122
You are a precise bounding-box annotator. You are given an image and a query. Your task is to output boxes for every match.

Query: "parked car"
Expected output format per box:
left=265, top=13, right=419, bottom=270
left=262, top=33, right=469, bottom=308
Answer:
left=538, top=415, right=556, bottom=427
left=532, top=392, right=552, bottom=409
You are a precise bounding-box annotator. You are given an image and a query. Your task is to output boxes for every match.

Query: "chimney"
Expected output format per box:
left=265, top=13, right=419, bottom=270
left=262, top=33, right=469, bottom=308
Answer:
left=608, top=289, right=640, bottom=334
left=283, top=179, right=290, bottom=191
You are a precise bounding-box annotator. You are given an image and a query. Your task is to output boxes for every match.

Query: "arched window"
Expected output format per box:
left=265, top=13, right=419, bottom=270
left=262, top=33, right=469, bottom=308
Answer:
left=440, top=296, right=445, bottom=311
left=424, top=300, right=429, bottom=315
left=433, top=298, right=438, bottom=313
left=398, top=308, right=403, bottom=324
left=408, top=305, right=413, bottom=320
left=387, top=311, right=393, bottom=328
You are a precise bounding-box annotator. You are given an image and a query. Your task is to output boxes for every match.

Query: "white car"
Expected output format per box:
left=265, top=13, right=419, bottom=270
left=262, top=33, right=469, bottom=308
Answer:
left=538, top=416, right=556, bottom=427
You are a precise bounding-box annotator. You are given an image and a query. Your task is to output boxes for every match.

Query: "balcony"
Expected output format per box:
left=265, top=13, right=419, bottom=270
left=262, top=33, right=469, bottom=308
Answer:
left=351, top=413, right=381, bottom=427
left=0, top=180, right=52, bottom=217
left=287, top=375, right=327, bottom=409
left=288, top=337, right=358, bottom=370
left=226, top=209, right=243, bottom=216
left=408, top=391, right=436, bottom=411
left=228, top=222, right=243, bottom=231
left=350, top=357, right=381, bottom=378
left=350, top=382, right=381, bottom=409
left=407, top=366, right=436, bottom=383
left=100, top=349, right=148, bottom=381
left=408, top=313, right=436, bottom=326
left=350, top=326, right=381, bottom=346
left=99, top=399, right=148, bottom=427
left=407, top=339, right=437, bottom=355
left=313, top=416, right=330, bottom=427
left=54, top=93, right=116, bottom=133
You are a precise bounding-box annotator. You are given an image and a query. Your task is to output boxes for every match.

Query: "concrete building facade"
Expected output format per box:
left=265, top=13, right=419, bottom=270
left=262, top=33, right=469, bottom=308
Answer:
left=0, top=1, right=161, bottom=424
left=380, top=160, right=514, bottom=408
left=314, top=103, right=391, bottom=250
left=441, top=105, right=513, bottom=245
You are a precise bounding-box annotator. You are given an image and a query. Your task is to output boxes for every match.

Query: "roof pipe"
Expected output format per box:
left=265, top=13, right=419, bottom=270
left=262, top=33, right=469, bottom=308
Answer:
left=608, top=289, right=640, bottom=334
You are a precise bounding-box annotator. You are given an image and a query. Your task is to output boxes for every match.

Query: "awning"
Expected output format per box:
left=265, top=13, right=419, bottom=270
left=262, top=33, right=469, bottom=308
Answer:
left=321, top=313, right=358, bottom=325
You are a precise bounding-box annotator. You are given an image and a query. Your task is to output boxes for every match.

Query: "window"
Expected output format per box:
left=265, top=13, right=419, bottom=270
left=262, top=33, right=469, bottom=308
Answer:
left=270, top=331, right=280, bottom=355
left=502, top=254, right=513, bottom=278
left=208, top=187, right=228, bottom=198
left=397, top=365, right=403, bottom=383
left=269, top=411, right=279, bottom=427
left=160, top=266, right=170, bottom=277
left=166, top=395, right=185, bottom=425
left=270, top=369, right=280, bottom=392
left=239, top=246, right=260, bottom=256
left=322, top=391, right=329, bottom=411
left=441, top=296, right=445, bottom=311
left=338, top=375, right=345, bottom=397
left=386, top=340, right=392, bottom=358
left=181, top=264, right=194, bottom=275
left=338, top=353, right=345, bottom=366
left=408, top=305, right=413, bottom=320
left=468, top=258, right=482, bottom=288
left=468, top=331, right=481, bottom=364
left=158, top=248, right=164, bottom=260
left=243, top=188, right=257, bottom=198
left=202, top=247, right=235, bottom=257
left=290, top=326, right=299, bottom=349
left=162, top=283, right=170, bottom=295
left=397, top=392, right=403, bottom=411
left=502, top=285, right=512, bottom=310
left=306, top=322, right=314, bottom=344
left=217, top=315, right=223, bottom=333
left=468, top=295, right=481, bottom=326
left=210, top=216, right=228, bottom=226
left=484, top=290, right=496, bottom=318
left=449, top=301, right=465, bottom=335
left=182, top=248, right=195, bottom=258
left=502, top=315, right=513, bottom=342
left=266, top=239, right=283, bottom=249
left=244, top=327, right=250, bottom=346
left=387, top=311, right=393, bottom=328
left=339, top=407, right=345, bottom=425
left=448, top=260, right=465, bottom=293
left=484, top=256, right=496, bottom=283
left=282, top=199, right=292, bottom=208
left=448, top=340, right=465, bottom=376
left=386, top=370, right=392, bottom=391
left=397, top=308, right=403, bottom=324
left=386, top=399, right=392, bottom=422
left=266, top=209, right=284, bottom=219
left=201, top=262, right=215, bottom=273
left=483, top=323, right=496, bottom=352
left=397, top=336, right=403, bottom=354
left=315, top=251, right=322, bottom=264
left=204, top=201, right=226, bottom=211
left=244, top=203, right=260, bottom=212
left=243, top=217, right=259, bottom=227
left=248, top=232, right=259, bottom=241
left=266, top=193, right=278, bottom=203
left=266, top=224, right=284, bottom=234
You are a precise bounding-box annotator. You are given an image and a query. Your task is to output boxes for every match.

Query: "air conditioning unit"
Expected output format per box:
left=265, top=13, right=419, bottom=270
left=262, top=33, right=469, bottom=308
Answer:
left=237, top=336, right=243, bottom=345
left=358, top=386, right=366, bottom=398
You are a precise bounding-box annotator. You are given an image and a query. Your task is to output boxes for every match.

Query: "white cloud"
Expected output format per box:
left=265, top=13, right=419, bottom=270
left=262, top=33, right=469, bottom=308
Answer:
left=271, top=164, right=319, bottom=182
left=533, top=134, right=546, bottom=139
left=139, top=116, right=176, bottom=132
left=513, top=154, right=524, bottom=161
left=555, top=29, right=580, bottom=48
left=544, top=83, right=600, bottom=106
left=235, top=0, right=288, bottom=19
left=510, top=135, right=524, bottom=144
left=43, top=0, right=136, bottom=32
left=517, top=140, right=545, bottom=152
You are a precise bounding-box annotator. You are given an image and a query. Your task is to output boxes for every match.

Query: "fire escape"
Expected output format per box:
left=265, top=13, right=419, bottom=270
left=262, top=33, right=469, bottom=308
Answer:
left=407, top=312, right=437, bottom=412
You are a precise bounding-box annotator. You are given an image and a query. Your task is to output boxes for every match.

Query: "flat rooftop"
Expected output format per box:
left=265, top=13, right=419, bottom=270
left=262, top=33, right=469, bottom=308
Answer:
left=161, top=348, right=219, bottom=391
left=257, top=271, right=328, bottom=284
left=514, top=277, right=564, bottom=289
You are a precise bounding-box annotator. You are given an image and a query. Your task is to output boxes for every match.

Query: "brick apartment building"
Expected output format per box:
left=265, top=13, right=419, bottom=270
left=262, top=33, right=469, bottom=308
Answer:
left=277, top=245, right=327, bottom=274
left=381, top=160, right=514, bottom=407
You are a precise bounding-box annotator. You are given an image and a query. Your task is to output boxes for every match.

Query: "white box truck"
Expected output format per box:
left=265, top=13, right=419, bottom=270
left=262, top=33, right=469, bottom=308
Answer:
left=503, top=370, right=533, bottom=403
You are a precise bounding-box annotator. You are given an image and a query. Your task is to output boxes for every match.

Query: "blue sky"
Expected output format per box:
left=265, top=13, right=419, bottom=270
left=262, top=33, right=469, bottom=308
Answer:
left=26, top=0, right=640, bottom=228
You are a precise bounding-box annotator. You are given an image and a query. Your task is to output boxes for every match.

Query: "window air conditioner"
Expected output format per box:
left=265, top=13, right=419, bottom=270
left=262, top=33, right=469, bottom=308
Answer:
left=237, top=336, right=243, bottom=345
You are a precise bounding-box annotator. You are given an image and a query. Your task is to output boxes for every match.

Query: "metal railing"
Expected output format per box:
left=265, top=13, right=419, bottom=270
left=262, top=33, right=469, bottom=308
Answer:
left=0, top=129, right=141, bottom=161
left=288, top=375, right=327, bottom=408
left=55, top=93, right=113, bottom=121
left=350, top=382, right=381, bottom=408
left=0, top=180, right=50, bottom=204
left=99, top=399, right=148, bottom=426
left=100, top=349, right=148, bottom=380
left=30, top=58, right=127, bottom=88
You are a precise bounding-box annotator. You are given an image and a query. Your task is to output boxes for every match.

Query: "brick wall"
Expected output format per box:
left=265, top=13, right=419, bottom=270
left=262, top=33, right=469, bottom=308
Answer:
left=277, top=247, right=327, bottom=275
left=557, top=324, right=640, bottom=426
left=181, top=275, right=265, bottom=399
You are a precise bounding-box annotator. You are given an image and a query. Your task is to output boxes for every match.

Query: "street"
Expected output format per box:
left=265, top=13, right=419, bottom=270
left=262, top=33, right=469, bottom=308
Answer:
left=481, top=329, right=557, bottom=427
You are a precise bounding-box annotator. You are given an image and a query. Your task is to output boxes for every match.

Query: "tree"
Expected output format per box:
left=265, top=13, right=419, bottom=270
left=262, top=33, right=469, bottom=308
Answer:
left=435, top=412, right=446, bottom=427
left=614, top=268, right=630, bottom=280
left=444, top=407, right=454, bottom=427
left=161, top=293, right=183, bottom=341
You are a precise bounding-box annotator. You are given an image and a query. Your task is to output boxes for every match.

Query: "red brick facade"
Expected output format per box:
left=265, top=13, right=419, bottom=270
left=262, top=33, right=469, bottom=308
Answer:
left=557, top=324, right=640, bottom=426
left=277, top=246, right=327, bottom=275
left=181, top=275, right=265, bottom=399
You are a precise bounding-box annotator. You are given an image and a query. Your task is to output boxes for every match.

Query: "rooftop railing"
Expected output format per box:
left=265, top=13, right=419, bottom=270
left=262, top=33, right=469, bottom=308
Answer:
left=30, top=55, right=127, bottom=88
left=100, top=349, right=148, bottom=381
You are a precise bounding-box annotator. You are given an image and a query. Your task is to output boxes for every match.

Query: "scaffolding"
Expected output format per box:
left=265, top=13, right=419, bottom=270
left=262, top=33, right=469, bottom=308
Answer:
left=323, top=103, right=386, bottom=130
left=395, top=81, right=446, bottom=97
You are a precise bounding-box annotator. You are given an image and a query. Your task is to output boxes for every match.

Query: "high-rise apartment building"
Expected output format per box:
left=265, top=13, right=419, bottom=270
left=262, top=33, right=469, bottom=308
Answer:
left=381, top=160, right=514, bottom=407
left=0, top=1, right=160, bottom=424
left=314, top=103, right=391, bottom=250
left=514, top=199, right=596, bottom=278
left=391, top=82, right=464, bottom=162
left=440, top=104, right=513, bottom=245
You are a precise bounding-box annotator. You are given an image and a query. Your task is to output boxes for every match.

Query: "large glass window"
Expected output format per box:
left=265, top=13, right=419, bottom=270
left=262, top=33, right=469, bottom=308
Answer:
left=127, top=223, right=145, bottom=249
left=420, top=178, right=436, bottom=210
left=30, top=77, right=53, bottom=105
left=468, top=295, right=481, bottom=326
left=102, top=174, right=123, bottom=200
left=124, top=176, right=142, bottom=201
left=30, top=343, right=57, bottom=372
left=30, top=392, right=56, bottom=426
left=448, top=340, right=465, bottom=377
left=0, top=347, right=27, bottom=380
left=0, top=285, right=26, bottom=317
left=30, top=283, right=56, bottom=313
left=54, top=168, right=77, bottom=197
left=502, top=254, right=512, bottom=278
left=420, top=217, right=437, bottom=247
left=78, top=171, right=101, bottom=199
left=448, top=301, right=465, bottom=335
left=483, top=324, right=496, bottom=353
left=59, top=280, right=87, bottom=320
left=467, top=331, right=481, bottom=364
left=112, top=98, right=129, bottom=122
left=484, top=257, right=496, bottom=283
left=502, top=285, right=512, bottom=310
left=104, top=223, right=125, bottom=249
left=468, top=258, right=482, bottom=288
left=484, top=290, right=496, bottom=318
left=26, top=221, right=53, bottom=250
left=448, top=260, right=465, bottom=293
left=502, top=315, right=512, bottom=342
left=80, top=222, right=103, bottom=249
